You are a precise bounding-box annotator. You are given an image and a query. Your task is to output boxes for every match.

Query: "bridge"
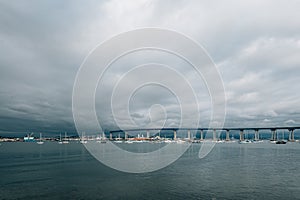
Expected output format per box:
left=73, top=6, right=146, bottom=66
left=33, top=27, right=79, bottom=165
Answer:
left=109, top=127, right=300, bottom=141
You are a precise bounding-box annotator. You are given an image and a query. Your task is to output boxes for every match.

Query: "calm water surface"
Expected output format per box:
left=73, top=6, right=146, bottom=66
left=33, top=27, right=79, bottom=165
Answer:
left=0, top=142, right=299, bottom=200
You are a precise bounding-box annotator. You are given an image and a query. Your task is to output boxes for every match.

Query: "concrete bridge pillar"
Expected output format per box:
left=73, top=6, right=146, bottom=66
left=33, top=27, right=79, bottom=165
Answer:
left=271, top=129, right=277, bottom=141
left=174, top=130, right=177, bottom=140
left=200, top=130, right=204, bottom=140
left=187, top=130, right=191, bottom=140
left=146, top=131, right=150, bottom=138
left=254, top=129, right=259, bottom=141
left=213, top=129, right=217, bottom=141
left=289, top=129, right=295, bottom=142
left=109, top=132, right=113, bottom=140
left=125, top=132, right=128, bottom=140
left=240, top=130, right=244, bottom=141
left=226, top=130, right=230, bottom=141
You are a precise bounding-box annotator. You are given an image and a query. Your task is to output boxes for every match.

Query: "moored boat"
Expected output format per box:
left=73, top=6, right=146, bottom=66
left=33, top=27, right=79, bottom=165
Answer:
left=24, top=133, right=35, bottom=142
left=62, top=132, right=69, bottom=144
left=276, top=140, right=287, bottom=144
left=37, top=133, right=44, bottom=144
left=239, top=139, right=253, bottom=144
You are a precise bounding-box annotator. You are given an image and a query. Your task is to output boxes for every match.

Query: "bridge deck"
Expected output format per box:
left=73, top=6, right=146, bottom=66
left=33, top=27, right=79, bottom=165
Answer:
left=110, top=127, right=300, bottom=133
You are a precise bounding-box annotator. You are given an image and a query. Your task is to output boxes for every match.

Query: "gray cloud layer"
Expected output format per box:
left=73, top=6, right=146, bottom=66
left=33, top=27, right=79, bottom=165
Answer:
left=1, top=0, right=299, bottom=136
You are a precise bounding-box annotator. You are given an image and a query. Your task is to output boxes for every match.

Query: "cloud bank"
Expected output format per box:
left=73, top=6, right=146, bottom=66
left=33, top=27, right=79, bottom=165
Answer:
left=0, top=0, right=299, bottom=136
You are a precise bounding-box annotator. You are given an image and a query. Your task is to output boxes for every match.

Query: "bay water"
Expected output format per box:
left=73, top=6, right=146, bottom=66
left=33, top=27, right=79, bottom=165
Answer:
left=0, top=142, right=299, bottom=199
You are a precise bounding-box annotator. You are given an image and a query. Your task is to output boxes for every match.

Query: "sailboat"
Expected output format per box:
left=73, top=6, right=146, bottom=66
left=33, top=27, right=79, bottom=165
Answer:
left=114, top=133, right=123, bottom=143
left=99, top=132, right=107, bottom=143
left=239, top=130, right=253, bottom=144
left=276, top=130, right=287, bottom=144
left=62, top=132, right=69, bottom=144
left=80, top=132, right=87, bottom=144
left=58, top=133, right=63, bottom=144
left=37, top=133, right=44, bottom=144
left=270, top=130, right=278, bottom=143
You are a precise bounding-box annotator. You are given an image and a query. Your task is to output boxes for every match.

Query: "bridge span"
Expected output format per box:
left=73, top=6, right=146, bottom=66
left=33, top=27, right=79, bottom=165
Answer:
left=109, top=127, right=300, bottom=141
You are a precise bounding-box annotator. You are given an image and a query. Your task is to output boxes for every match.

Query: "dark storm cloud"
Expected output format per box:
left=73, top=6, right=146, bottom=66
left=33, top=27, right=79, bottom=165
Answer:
left=0, top=0, right=300, bottom=136
left=0, top=0, right=95, bottom=135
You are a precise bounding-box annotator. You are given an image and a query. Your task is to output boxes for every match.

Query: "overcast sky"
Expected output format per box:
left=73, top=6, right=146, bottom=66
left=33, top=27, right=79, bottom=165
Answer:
left=1, top=0, right=300, bottom=136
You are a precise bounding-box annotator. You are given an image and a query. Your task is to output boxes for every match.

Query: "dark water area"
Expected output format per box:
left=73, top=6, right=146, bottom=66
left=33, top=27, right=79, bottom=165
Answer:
left=0, top=142, right=299, bottom=200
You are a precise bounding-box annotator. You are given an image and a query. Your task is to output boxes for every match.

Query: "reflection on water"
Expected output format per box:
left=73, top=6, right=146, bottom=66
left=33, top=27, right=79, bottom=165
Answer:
left=0, top=142, right=299, bottom=199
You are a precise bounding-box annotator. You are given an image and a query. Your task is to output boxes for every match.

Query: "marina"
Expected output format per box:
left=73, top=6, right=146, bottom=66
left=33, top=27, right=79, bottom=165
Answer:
left=1, top=127, right=299, bottom=144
